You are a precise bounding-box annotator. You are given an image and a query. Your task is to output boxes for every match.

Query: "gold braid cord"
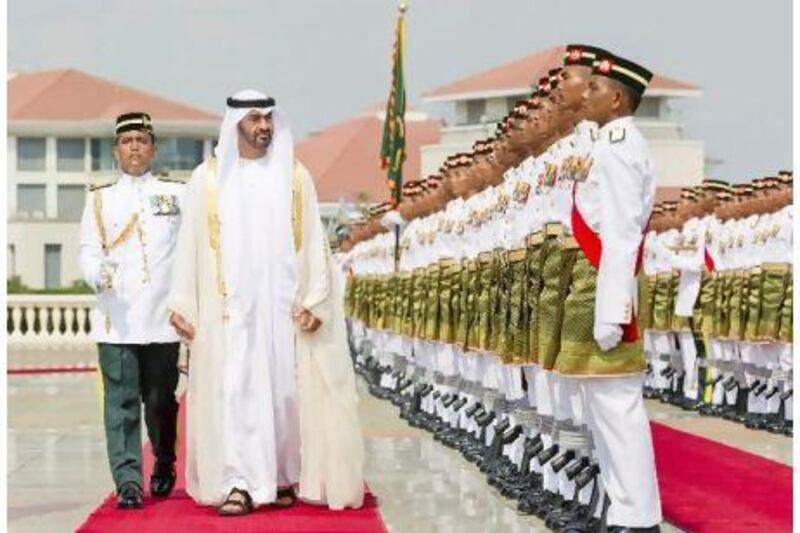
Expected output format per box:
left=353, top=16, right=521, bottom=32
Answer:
left=204, top=158, right=304, bottom=320
left=110, top=213, right=140, bottom=250
left=93, top=189, right=140, bottom=251
left=293, top=161, right=303, bottom=252
left=205, top=157, right=227, bottom=300
left=92, top=188, right=140, bottom=333
left=93, top=191, right=109, bottom=251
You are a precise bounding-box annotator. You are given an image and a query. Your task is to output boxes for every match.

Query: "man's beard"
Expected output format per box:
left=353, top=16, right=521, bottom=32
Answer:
left=252, top=129, right=273, bottom=150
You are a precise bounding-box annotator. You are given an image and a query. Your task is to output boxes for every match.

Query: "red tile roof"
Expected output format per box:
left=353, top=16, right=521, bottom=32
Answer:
left=424, top=46, right=698, bottom=100
left=9, top=69, right=219, bottom=122
left=296, top=111, right=441, bottom=204
left=654, top=186, right=683, bottom=203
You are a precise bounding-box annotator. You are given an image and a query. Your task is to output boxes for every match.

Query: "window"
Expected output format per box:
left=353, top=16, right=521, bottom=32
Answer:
left=45, top=244, right=62, bottom=289
left=57, top=138, right=86, bottom=172
left=17, top=184, right=46, bottom=216
left=466, top=100, right=487, bottom=125
left=152, top=137, right=204, bottom=173
left=506, top=96, right=519, bottom=112
left=90, top=138, right=116, bottom=171
left=8, top=245, right=16, bottom=278
left=57, top=185, right=86, bottom=221
left=17, top=138, right=46, bottom=171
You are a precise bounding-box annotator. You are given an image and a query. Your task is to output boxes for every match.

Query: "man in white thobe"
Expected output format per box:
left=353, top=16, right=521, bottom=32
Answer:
left=168, top=90, right=364, bottom=515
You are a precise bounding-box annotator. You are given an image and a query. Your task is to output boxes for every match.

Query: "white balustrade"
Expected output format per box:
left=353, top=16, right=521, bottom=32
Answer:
left=63, top=307, right=76, bottom=345
left=7, top=295, right=97, bottom=350
left=9, top=307, right=23, bottom=345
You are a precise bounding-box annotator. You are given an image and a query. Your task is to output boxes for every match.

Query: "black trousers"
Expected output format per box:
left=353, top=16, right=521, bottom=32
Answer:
left=97, top=342, right=180, bottom=490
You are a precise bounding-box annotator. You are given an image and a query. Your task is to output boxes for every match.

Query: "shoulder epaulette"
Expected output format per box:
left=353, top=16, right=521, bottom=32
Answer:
left=88, top=181, right=115, bottom=192
left=609, top=126, right=627, bottom=144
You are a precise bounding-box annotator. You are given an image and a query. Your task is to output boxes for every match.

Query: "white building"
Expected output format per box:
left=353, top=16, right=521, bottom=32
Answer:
left=8, top=69, right=219, bottom=289
left=421, top=46, right=704, bottom=197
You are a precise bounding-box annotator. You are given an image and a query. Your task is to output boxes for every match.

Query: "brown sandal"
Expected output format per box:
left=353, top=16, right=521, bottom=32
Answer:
left=274, top=486, right=297, bottom=508
left=218, top=487, right=254, bottom=516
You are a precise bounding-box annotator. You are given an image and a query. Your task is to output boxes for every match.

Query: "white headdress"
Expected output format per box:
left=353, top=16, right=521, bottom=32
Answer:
left=216, top=89, right=297, bottom=313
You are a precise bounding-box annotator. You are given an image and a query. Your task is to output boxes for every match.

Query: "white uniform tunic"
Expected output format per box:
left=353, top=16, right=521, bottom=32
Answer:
left=79, top=172, right=184, bottom=344
left=573, top=116, right=661, bottom=528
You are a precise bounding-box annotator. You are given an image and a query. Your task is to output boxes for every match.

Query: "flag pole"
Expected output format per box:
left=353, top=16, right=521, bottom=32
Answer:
left=380, top=0, right=408, bottom=273
left=394, top=2, right=407, bottom=274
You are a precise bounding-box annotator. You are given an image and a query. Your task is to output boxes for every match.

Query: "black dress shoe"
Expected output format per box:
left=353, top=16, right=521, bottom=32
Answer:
left=766, top=418, right=787, bottom=434
left=744, top=413, right=773, bottom=430
left=545, top=499, right=584, bottom=530
left=117, top=481, right=144, bottom=509
left=151, top=462, right=177, bottom=497
left=518, top=488, right=556, bottom=515
left=678, top=397, right=701, bottom=411
left=562, top=516, right=600, bottom=533
left=533, top=491, right=563, bottom=518
left=607, top=526, right=661, bottom=532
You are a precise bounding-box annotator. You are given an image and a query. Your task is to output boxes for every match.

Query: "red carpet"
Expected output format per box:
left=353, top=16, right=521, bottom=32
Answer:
left=652, top=422, right=793, bottom=532
left=76, top=401, right=387, bottom=533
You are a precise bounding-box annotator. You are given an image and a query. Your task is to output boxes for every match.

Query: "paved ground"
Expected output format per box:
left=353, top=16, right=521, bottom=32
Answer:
left=8, top=351, right=790, bottom=532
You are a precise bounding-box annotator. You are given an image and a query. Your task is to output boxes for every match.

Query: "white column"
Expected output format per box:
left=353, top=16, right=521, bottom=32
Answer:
left=23, top=306, right=36, bottom=348
left=51, top=306, right=64, bottom=345
left=9, top=306, right=23, bottom=345
left=63, top=306, right=76, bottom=346
left=46, top=137, right=58, bottom=219
left=76, top=306, right=91, bottom=343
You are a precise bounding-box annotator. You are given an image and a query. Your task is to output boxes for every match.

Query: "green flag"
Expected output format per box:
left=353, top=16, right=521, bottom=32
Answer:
left=380, top=6, right=406, bottom=206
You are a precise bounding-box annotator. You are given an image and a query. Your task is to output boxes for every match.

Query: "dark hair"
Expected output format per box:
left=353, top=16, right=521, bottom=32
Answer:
left=618, top=82, right=642, bottom=113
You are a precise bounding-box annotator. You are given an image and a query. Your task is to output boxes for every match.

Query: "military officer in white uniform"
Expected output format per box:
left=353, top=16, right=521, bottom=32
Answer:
left=566, top=51, right=662, bottom=532
left=79, top=113, right=185, bottom=509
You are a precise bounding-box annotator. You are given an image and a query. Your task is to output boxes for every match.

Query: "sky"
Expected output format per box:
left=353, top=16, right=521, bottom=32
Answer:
left=8, top=0, right=793, bottom=181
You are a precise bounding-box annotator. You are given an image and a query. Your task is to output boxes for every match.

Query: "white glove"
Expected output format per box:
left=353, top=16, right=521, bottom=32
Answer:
left=380, top=210, right=407, bottom=230
left=98, top=259, right=118, bottom=291
left=593, top=322, right=623, bottom=352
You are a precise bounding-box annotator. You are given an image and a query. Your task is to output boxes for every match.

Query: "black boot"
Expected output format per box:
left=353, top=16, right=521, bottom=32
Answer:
left=768, top=390, right=792, bottom=434
left=561, top=465, right=603, bottom=532
left=643, top=364, right=657, bottom=399
left=719, top=377, right=740, bottom=420
left=658, top=367, right=677, bottom=403
left=493, top=426, right=524, bottom=494
left=117, top=481, right=144, bottom=509
left=745, top=383, right=775, bottom=430
left=480, top=417, right=510, bottom=472
left=698, top=374, right=725, bottom=416
left=669, top=373, right=686, bottom=406
left=150, top=461, right=176, bottom=498
left=733, top=385, right=753, bottom=425
left=505, top=436, right=541, bottom=499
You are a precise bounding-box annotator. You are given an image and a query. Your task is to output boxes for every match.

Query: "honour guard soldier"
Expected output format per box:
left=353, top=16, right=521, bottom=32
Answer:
left=79, top=113, right=184, bottom=508
left=563, top=50, right=662, bottom=532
